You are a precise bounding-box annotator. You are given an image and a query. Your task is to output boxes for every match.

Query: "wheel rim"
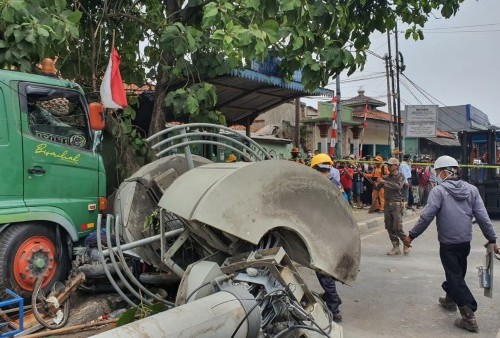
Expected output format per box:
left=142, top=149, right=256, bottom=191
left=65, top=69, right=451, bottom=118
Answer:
left=13, top=236, right=57, bottom=291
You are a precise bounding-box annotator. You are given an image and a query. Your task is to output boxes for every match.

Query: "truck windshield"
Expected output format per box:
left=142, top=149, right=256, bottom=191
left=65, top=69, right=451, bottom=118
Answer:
left=24, top=85, right=91, bottom=150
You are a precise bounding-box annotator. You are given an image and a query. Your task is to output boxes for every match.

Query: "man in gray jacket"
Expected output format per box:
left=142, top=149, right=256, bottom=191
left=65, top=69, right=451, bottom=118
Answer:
left=403, top=155, right=499, bottom=333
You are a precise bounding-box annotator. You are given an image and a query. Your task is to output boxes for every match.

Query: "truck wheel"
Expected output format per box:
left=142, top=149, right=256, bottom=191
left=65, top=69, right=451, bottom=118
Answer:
left=0, top=224, right=70, bottom=300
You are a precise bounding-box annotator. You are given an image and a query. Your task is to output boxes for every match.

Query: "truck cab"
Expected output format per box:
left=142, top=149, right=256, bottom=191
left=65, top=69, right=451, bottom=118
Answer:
left=0, top=70, right=106, bottom=298
left=459, top=128, right=500, bottom=215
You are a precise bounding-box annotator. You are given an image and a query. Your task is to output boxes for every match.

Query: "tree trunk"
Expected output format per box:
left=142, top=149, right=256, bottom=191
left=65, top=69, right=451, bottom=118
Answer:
left=148, top=1, right=181, bottom=136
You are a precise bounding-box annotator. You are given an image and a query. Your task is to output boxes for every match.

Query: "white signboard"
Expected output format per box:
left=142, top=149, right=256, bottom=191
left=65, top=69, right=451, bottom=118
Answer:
left=405, top=121, right=437, bottom=138
left=406, top=105, right=438, bottom=122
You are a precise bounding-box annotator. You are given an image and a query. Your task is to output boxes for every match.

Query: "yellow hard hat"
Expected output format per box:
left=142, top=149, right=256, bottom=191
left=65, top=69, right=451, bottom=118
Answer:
left=225, top=154, right=237, bottom=163
left=310, top=153, right=333, bottom=168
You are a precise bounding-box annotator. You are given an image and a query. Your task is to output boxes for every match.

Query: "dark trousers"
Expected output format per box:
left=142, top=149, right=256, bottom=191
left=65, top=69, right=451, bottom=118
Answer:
left=439, top=242, right=477, bottom=311
left=316, top=272, right=342, bottom=314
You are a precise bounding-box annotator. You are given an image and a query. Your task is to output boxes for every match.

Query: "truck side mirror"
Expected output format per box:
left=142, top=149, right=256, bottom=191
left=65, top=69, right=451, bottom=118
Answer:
left=89, top=102, right=105, bottom=131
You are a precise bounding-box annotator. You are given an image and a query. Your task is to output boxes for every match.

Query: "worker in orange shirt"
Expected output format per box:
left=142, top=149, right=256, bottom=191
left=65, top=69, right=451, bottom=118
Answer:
left=364, top=155, right=389, bottom=213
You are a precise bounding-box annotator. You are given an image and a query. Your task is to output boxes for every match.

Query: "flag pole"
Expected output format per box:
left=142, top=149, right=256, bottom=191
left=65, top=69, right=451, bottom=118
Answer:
left=358, top=104, right=368, bottom=158
left=329, top=96, right=338, bottom=158
left=111, top=30, right=115, bottom=50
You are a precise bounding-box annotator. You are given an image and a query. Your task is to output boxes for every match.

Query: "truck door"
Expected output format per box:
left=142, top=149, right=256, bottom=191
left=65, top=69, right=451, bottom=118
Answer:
left=0, top=84, right=24, bottom=207
left=20, top=84, right=101, bottom=233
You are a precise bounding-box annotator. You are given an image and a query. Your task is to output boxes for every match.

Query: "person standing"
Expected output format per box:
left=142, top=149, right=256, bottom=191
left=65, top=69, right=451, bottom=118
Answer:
left=377, top=158, right=410, bottom=255
left=364, top=155, right=389, bottom=213
left=288, top=147, right=305, bottom=164
left=403, top=155, right=499, bottom=333
left=417, top=163, right=431, bottom=207
left=352, top=162, right=364, bottom=208
left=310, top=153, right=343, bottom=322
left=339, top=162, right=354, bottom=205
left=399, top=154, right=412, bottom=209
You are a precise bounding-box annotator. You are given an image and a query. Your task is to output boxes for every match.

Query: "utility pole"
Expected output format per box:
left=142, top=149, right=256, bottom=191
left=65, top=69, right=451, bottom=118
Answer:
left=294, top=98, right=300, bottom=148
left=384, top=54, right=394, bottom=151
left=394, top=23, right=403, bottom=158
left=387, top=30, right=398, bottom=156
left=336, top=75, right=342, bottom=159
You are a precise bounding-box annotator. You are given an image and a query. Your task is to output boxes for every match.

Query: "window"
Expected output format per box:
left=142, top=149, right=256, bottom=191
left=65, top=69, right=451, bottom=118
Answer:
left=25, top=86, right=90, bottom=149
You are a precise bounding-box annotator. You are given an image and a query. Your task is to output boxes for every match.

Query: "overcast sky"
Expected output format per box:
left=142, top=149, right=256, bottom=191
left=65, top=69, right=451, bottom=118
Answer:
left=303, top=0, right=500, bottom=126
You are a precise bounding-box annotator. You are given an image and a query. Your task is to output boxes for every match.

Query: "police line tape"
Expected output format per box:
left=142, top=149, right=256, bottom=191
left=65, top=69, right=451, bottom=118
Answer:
left=334, top=159, right=500, bottom=169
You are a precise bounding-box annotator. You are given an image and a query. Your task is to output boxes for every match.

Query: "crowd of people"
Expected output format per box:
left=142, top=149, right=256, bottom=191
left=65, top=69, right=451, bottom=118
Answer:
left=301, top=150, right=436, bottom=213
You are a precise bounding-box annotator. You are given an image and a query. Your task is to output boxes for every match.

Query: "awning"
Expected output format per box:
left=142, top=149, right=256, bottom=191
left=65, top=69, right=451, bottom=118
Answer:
left=424, top=137, right=460, bottom=146
left=210, top=69, right=333, bottom=125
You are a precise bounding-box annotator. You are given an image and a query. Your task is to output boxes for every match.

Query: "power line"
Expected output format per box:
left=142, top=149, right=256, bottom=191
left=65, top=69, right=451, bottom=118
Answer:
left=400, top=74, right=471, bottom=131
left=421, top=29, right=500, bottom=34
left=422, top=22, right=500, bottom=30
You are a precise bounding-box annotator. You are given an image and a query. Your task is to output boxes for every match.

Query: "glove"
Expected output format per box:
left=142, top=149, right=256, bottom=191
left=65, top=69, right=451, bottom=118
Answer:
left=403, top=235, right=413, bottom=248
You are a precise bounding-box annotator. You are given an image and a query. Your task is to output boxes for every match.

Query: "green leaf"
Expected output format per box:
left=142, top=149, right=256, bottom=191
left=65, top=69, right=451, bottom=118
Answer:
left=117, top=308, right=137, bottom=327
left=247, top=0, right=261, bottom=11
left=292, top=36, right=303, bottom=51
left=64, top=10, right=82, bottom=24
left=186, top=96, right=199, bottom=114
left=441, top=4, right=453, bottom=18
left=8, top=0, right=26, bottom=12
left=54, top=0, right=67, bottom=14
left=37, top=27, right=49, bottom=37
left=0, top=40, right=8, bottom=48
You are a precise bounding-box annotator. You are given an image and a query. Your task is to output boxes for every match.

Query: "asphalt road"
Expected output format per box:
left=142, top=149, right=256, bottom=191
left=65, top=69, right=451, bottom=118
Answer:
left=304, top=218, right=500, bottom=338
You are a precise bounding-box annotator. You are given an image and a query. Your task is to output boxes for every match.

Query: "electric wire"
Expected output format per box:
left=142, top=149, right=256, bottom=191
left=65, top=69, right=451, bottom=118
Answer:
left=273, top=324, right=330, bottom=338
left=185, top=282, right=212, bottom=303
left=401, top=73, right=476, bottom=131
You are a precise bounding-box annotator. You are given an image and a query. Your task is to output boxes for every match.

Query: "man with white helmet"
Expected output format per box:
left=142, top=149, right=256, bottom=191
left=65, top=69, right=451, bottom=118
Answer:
left=403, top=155, right=499, bottom=333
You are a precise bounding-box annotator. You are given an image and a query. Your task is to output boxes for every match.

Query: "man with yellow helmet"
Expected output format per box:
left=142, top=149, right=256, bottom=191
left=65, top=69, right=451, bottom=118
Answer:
left=309, top=153, right=343, bottom=322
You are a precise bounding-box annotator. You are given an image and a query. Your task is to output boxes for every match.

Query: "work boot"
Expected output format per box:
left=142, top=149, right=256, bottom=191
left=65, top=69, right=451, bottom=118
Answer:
left=438, top=294, right=457, bottom=311
left=331, top=311, right=342, bottom=323
left=455, top=306, right=479, bottom=332
left=387, top=243, right=401, bottom=256
left=403, top=245, right=411, bottom=255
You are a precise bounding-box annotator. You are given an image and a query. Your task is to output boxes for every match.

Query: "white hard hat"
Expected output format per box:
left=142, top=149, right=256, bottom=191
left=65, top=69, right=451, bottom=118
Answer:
left=433, top=155, right=458, bottom=170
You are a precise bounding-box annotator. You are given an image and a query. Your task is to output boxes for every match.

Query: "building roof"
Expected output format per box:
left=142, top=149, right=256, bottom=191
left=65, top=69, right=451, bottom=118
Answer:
left=352, top=109, right=403, bottom=123
left=214, top=69, right=333, bottom=124
left=342, top=89, right=386, bottom=108
left=424, top=137, right=460, bottom=147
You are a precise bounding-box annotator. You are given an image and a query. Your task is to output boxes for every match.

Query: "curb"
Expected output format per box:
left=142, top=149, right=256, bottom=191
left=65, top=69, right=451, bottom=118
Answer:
left=357, top=216, right=384, bottom=233
left=356, top=212, right=421, bottom=234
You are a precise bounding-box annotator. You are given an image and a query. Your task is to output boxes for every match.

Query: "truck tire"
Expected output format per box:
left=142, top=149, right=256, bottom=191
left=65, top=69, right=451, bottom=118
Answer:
left=0, top=223, right=70, bottom=300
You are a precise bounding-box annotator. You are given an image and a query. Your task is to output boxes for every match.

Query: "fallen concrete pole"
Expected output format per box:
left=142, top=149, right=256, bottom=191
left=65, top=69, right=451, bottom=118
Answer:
left=90, top=286, right=261, bottom=338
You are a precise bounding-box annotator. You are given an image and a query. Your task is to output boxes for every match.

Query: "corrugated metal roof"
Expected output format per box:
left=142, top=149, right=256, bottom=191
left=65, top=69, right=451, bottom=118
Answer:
left=424, top=137, right=460, bottom=147
left=210, top=69, right=333, bottom=125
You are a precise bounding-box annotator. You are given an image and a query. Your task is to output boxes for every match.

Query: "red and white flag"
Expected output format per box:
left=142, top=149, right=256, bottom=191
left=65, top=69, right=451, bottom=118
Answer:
left=100, top=48, right=127, bottom=109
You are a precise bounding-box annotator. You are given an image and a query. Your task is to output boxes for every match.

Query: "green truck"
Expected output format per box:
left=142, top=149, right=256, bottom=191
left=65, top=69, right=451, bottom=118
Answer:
left=0, top=70, right=106, bottom=299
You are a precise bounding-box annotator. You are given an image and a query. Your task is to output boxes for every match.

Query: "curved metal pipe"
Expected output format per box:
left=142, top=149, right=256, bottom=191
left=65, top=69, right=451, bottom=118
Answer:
left=155, top=140, right=259, bottom=160
left=105, top=216, right=152, bottom=305
left=150, top=131, right=263, bottom=160
left=114, top=215, right=175, bottom=307
left=146, top=123, right=271, bottom=160
left=96, top=214, right=137, bottom=307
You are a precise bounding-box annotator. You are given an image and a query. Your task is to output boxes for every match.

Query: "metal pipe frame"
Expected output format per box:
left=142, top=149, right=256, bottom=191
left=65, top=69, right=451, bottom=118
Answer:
left=96, top=214, right=137, bottom=307
left=113, top=216, right=175, bottom=307
left=101, top=228, right=185, bottom=257
left=150, top=131, right=264, bottom=161
left=103, top=218, right=151, bottom=305
left=146, top=123, right=270, bottom=160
